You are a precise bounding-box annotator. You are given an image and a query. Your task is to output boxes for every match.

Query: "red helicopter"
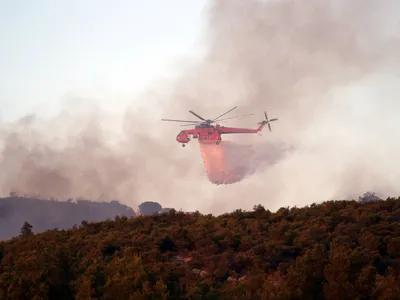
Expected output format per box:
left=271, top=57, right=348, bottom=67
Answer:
left=161, top=106, right=278, bottom=147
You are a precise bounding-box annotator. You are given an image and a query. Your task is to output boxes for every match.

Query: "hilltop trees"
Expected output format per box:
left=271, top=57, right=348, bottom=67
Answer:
left=1, top=198, right=400, bottom=298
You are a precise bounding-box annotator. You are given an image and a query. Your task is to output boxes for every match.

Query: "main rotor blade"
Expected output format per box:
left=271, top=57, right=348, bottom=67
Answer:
left=181, top=120, right=232, bottom=126
left=216, top=113, right=255, bottom=122
left=161, top=118, right=200, bottom=123
left=188, top=110, right=206, bottom=121
left=212, top=106, right=238, bottom=121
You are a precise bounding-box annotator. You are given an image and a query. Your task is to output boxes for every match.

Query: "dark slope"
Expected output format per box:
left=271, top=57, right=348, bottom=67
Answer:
left=1, top=197, right=400, bottom=299
left=0, top=197, right=135, bottom=240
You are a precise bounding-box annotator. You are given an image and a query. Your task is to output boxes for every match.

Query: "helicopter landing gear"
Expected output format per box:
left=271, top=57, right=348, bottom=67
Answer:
left=182, top=144, right=186, bottom=147
left=216, top=141, right=220, bottom=145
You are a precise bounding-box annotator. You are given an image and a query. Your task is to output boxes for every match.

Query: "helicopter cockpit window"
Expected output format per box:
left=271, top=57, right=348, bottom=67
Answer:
left=178, top=131, right=185, bottom=136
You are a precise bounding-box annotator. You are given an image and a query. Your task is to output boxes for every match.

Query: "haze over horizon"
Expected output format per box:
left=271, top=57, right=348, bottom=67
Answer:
left=1, top=0, right=400, bottom=215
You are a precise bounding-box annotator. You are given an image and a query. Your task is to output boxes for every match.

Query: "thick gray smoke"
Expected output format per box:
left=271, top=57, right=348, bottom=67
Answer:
left=1, top=0, right=400, bottom=214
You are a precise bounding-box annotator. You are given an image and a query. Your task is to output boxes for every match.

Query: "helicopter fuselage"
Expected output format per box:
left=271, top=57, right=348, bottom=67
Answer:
left=175, top=123, right=265, bottom=147
left=176, top=126, right=221, bottom=146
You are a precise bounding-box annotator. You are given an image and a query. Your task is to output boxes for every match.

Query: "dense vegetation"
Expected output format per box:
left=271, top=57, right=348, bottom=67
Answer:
left=1, top=197, right=400, bottom=299
left=0, top=197, right=135, bottom=240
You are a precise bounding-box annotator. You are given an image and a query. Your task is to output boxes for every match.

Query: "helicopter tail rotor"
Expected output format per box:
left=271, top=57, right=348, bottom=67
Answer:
left=258, top=111, right=278, bottom=131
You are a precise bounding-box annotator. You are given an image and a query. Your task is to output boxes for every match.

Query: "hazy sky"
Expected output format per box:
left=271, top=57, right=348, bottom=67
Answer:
left=1, top=0, right=400, bottom=214
left=0, top=0, right=210, bottom=121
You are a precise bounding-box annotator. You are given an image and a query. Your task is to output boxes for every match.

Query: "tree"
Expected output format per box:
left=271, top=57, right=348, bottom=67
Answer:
left=20, top=221, right=33, bottom=236
left=323, top=242, right=355, bottom=300
left=138, top=201, right=162, bottom=215
left=286, top=244, right=328, bottom=299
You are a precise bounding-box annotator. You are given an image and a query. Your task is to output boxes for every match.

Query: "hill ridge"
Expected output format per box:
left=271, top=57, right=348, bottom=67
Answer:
left=1, top=197, right=399, bottom=298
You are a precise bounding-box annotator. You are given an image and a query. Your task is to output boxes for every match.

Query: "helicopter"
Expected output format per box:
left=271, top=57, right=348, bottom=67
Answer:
left=161, top=106, right=278, bottom=147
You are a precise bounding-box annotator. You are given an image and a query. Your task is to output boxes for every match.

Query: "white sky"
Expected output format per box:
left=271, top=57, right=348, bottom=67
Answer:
left=0, top=0, right=210, bottom=122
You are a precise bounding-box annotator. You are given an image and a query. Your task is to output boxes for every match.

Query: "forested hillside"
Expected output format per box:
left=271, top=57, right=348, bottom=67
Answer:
left=1, top=197, right=400, bottom=299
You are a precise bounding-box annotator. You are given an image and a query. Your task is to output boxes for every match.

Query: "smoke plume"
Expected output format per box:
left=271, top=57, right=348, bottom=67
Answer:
left=1, top=0, right=400, bottom=214
left=199, top=140, right=289, bottom=185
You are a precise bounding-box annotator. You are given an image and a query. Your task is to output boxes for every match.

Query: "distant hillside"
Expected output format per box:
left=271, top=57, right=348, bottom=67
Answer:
left=0, top=197, right=399, bottom=299
left=0, top=197, right=135, bottom=240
